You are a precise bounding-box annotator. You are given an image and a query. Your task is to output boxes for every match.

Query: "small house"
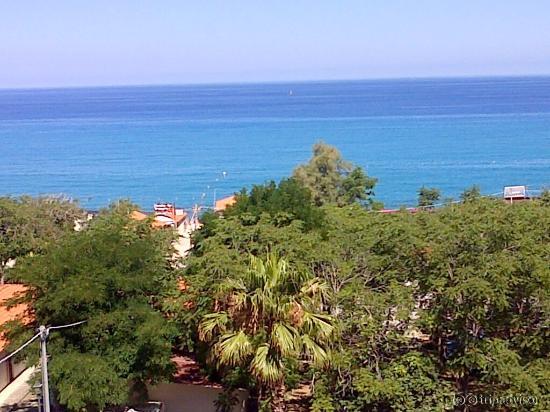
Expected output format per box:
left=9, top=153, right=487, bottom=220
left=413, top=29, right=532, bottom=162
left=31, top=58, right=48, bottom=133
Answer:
left=503, top=185, right=528, bottom=203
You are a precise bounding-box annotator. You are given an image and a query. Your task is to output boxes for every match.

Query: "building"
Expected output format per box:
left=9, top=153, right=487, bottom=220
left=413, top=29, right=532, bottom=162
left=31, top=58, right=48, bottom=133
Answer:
left=214, top=195, right=236, bottom=213
left=0, top=284, right=30, bottom=393
left=131, top=203, right=202, bottom=259
left=131, top=203, right=189, bottom=229
left=503, top=185, right=529, bottom=203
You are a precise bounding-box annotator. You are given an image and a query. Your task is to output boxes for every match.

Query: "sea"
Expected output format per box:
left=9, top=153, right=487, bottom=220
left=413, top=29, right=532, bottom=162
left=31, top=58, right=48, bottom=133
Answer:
left=1, top=76, right=549, bottom=210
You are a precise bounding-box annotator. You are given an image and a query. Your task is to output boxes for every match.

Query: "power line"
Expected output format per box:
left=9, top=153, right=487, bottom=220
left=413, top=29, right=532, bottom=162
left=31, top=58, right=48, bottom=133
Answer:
left=48, top=320, right=87, bottom=331
left=0, top=332, right=40, bottom=365
left=0, top=320, right=87, bottom=412
left=38, top=320, right=87, bottom=412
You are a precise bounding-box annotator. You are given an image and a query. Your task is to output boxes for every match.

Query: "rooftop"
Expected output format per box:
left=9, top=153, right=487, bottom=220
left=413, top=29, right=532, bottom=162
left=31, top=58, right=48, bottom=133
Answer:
left=214, top=195, right=236, bottom=212
left=0, top=284, right=30, bottom=352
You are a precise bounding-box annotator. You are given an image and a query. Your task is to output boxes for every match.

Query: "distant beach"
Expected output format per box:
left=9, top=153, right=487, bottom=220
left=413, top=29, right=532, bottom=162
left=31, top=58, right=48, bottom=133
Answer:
left=1, top=76, right=549, bottom=209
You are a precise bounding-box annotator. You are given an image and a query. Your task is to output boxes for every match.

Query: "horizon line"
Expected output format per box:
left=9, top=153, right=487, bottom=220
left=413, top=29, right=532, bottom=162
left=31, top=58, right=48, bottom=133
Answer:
left=2, top=72, right=550, bottom=92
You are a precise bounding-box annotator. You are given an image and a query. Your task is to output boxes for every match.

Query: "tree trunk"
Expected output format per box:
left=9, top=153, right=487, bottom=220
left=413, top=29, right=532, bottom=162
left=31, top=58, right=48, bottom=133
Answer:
left=271, top=382, right=286, bottom=412
left=245, top=387, right=260, bottom=412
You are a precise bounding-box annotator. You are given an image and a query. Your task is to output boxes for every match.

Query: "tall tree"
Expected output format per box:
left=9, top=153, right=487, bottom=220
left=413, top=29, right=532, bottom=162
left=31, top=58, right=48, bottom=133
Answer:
left=9, top=203, right=177, bottom=411
left=415, top=199, right=550, bottom=404
left=199, top=254, right=334, bottom=411
left=417, top=186, right=441, bottom=207
left=188, top=194, right=550, bottom=410
left=460, top=185, right=482, bottom=202
left=293, top=142, right=376, bottom=207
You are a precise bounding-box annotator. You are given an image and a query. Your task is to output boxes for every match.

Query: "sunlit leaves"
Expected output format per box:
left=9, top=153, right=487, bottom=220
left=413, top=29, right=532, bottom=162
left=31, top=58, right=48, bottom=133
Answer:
left=198, top=254, right=334, bottom=409
left=271, top=323, right=299, bottom=356
left=250, top=343, right=284, bottom=385
left=10, top=203, right=178, bottom=411
left=198, top=312, right=229, bottom=341
left=187, top=180, right=549, bottom=410
left=214, top=331, right=253, bottom=367
left=293, top=141, right=377, bottom=207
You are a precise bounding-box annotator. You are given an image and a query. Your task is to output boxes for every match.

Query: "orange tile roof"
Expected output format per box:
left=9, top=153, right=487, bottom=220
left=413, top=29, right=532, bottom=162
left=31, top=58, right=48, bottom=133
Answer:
left=130, top=210, right=149, bottom=221
left=174, top=211, right=187, bottom=224
left=0, top=284, right=31, bottom=352
left=132, top=210, right=188, bottom=228
left=214, top=195, right=236, bottom=212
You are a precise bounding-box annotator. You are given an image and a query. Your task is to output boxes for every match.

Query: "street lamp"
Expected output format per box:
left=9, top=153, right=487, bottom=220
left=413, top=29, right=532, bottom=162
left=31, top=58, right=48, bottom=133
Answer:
left=213, top=171, right=228, bottom=209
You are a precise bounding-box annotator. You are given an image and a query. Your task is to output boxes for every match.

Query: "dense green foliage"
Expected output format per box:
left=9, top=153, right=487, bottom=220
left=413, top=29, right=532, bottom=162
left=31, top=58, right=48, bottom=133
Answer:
left=186, top=195, right=549, bottom=411
left=199, top=254, right=334, bottom=411
left=418, top=186, right=442, bottom=207
left=292, top=141, right=377, bottom=207
left=460, top=185, right=482, bottom=202
left=2, top=144, right=548, bottom=412
left=224, top=178, right=325, bottom=230
left=8, top=203, right=178, bottom=411
left=0, top=196, right=84, bottom=283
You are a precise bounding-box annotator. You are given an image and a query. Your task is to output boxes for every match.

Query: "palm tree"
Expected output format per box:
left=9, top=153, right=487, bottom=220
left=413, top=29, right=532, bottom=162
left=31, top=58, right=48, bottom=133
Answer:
left=199, top=253, right=334, bottom=411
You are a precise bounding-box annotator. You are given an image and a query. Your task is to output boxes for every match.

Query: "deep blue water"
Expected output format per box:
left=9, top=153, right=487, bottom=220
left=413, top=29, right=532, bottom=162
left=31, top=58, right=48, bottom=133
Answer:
left=1, top=77, right=549, bottom=210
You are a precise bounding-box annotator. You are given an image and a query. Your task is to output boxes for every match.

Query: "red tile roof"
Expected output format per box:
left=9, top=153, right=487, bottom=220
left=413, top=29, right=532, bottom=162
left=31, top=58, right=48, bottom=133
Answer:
left=0, top=284, right=31, bottom=352
left=214, top=195, right=236, bottom=212
left=131, top=209, right=188, bottom=228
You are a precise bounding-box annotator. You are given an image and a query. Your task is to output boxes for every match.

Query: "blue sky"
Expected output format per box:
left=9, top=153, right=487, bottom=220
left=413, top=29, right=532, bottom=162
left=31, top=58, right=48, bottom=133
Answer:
left=1, top=1, right=549, bottom=88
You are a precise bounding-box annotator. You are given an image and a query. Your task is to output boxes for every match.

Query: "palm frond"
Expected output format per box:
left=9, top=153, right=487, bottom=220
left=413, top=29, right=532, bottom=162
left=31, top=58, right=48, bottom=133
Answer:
left=300, top=277, right=331, bottom=299
left=228, top=291, right=248, bottom=312
left=201, top=254, right=335, bottom=391
left=199, top=312, right=229, bottom=341
left=214, top=330, right=253, bottom=367
left=269, top=252, right=288, bottom=287
left=271, top=322, right=300, bottom=356
left=302, top=311, right=335, bottom=339
left=248, top=254, right=267, bottom=290
left=302, top=335, right=331, bottom=367
left=250, top=343, right=284, bottom=385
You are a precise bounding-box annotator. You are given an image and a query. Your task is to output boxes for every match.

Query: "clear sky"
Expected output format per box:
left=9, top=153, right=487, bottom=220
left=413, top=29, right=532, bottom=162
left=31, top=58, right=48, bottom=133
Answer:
left=1, top=1, right=550, bottom=88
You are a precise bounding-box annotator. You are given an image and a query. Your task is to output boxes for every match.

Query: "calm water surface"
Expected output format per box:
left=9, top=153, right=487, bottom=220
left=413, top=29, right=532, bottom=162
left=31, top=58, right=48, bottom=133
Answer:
left=1, top=77, right=549, bottom=209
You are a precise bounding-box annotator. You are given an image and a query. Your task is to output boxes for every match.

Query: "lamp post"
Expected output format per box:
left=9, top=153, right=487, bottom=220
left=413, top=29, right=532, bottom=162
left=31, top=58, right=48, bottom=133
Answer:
left=39, top=326, right=50, bottom=412
left=37, top=321, right=86, bottom=412
left=212, top=171, right=227, bottom=209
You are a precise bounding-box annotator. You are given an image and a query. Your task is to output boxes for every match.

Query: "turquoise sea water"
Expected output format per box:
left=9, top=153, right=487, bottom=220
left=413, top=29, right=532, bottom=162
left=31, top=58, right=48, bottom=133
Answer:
left=0, top=77, right=549, bottom=210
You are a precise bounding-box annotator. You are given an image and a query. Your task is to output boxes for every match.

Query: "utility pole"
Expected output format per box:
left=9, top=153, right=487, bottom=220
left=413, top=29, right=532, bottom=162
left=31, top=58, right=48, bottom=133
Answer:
left=0, top=321, right=85, bottom=412
left=39, top=325, right=50, bottom=412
